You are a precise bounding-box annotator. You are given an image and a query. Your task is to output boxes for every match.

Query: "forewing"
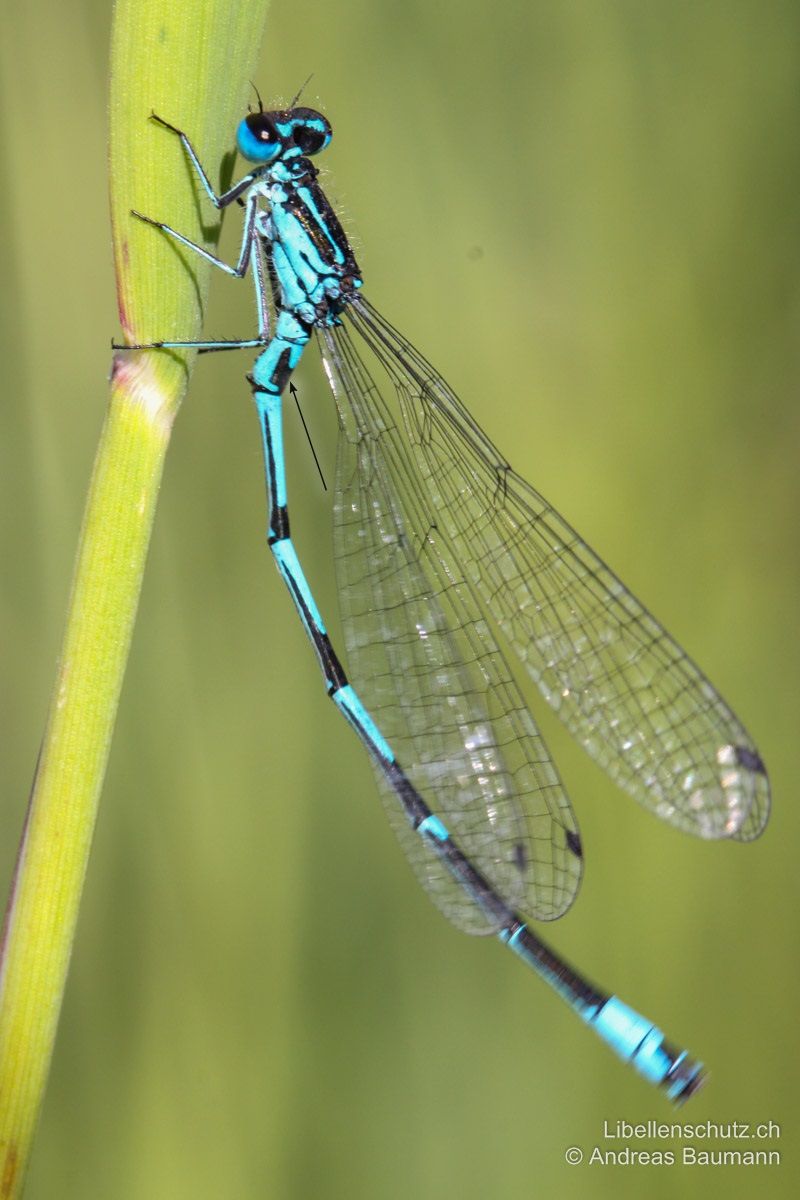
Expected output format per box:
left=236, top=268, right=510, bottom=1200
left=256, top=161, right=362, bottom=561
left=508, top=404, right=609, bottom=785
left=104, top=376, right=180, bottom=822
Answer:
left=346, top=298, right=769, bottom=843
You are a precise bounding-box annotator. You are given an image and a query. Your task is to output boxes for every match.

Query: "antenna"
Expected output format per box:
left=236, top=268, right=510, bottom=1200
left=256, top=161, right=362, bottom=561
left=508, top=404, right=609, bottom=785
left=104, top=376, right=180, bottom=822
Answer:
left=248, top=80, right=264, bottom=113
left=289, top=73, right=314, bottom=108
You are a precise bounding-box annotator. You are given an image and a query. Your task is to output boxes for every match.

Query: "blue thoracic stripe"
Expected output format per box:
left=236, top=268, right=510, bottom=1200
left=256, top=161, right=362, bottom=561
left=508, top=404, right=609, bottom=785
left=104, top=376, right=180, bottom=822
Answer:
left=270, top=242, right=310, bottom=312
left=119, top=97, right=767, bottom=1105
left=296, top=184, right=347, bottom=263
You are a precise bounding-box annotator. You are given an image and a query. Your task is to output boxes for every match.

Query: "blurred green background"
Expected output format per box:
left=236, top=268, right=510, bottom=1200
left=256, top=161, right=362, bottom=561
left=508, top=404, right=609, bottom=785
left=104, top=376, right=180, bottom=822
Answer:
left=2, top=1, right=798, bottom=1196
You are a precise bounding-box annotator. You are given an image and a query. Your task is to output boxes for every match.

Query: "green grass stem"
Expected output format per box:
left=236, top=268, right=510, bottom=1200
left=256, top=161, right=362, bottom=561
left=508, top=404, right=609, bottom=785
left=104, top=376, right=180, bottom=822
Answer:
left=0, top=2, right=270, bottom=1192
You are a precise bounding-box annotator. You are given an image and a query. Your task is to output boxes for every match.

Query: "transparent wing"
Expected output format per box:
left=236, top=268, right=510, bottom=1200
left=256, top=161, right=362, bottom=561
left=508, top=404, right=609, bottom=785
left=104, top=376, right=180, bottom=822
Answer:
left=344, top=297, right=770, bottom=843
left=318, top=323, right=583, bottom=932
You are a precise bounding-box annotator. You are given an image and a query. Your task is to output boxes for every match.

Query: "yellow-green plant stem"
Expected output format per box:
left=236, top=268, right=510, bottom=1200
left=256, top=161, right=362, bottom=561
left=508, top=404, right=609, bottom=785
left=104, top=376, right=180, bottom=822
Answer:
left=0, top=369, right=171, bottom=1199
left=0, top=0, right=270, bottom=1193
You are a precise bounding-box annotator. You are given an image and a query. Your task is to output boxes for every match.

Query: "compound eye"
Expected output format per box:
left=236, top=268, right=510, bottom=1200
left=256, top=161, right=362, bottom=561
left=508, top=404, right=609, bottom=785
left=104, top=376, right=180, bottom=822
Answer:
left=236, top=113, right=281, bottom=162
left=294, top=124, right=325, bottom=154
left=248, top=112, right=278, bottom=143
left=291, top=112, right=332, bottom=156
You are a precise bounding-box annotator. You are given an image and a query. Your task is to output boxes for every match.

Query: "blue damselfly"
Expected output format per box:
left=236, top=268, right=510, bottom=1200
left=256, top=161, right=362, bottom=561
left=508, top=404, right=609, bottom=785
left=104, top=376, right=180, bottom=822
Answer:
left=116, top=97, right=770, bottom=1102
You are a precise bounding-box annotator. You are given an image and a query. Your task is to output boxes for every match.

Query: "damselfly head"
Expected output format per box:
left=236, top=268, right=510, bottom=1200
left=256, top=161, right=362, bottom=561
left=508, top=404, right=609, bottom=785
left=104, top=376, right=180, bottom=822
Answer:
left=236, top=106, right=332, bottom=164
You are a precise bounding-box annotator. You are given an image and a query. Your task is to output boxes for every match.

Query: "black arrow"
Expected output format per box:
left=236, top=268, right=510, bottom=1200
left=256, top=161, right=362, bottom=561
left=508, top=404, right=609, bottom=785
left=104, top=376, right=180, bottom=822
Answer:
left=289, top=382, right=327, bottom=491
